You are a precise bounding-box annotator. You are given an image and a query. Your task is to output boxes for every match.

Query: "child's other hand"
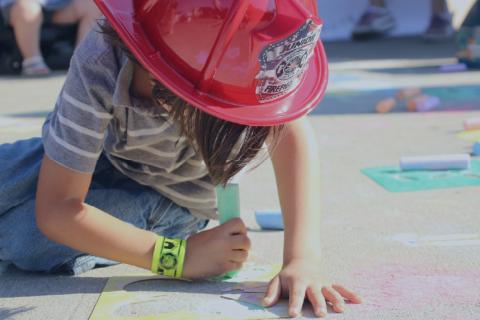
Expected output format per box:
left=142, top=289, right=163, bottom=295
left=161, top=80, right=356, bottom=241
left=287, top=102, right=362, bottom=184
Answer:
left=183, top=218, right=250, bottom=279
left=262, top=259, right=362, bottom=318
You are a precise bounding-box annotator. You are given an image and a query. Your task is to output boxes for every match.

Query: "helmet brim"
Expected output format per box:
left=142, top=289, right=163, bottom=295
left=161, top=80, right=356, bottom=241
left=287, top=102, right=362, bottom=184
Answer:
left=95, top=0, right=329, bottom=126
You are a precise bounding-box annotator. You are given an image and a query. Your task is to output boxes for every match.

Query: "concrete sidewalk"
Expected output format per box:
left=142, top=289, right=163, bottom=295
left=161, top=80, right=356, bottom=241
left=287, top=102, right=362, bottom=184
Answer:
left=1, top=112, right=480, bottom=320
left=1, top=37, right=480, bottom=319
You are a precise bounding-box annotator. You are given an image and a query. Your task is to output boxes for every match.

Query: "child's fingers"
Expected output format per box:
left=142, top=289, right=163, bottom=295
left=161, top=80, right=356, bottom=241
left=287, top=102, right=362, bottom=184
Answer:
left=230, top=234, right=251, bottom=250
left=263, top=276, right=281, bottom=307
left=229, top=249, right=248, bottom=263
left=306, top=286, right=328, bottom=317
left=322, top=286, right=345, bottom=313
left=288, top=282, right=307, bottom=318
left=332, top=284, right=362, bottom=304
left=223, top=218, right=247, bottom=235
left=224, top=261, right=242, bottom=272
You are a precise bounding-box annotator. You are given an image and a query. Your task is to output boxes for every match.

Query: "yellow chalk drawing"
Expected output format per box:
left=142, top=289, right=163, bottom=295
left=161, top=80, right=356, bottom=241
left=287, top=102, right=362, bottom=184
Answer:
left=457, top=130, right=480, bottom=142
left=89, top=264, right=281, bottom=320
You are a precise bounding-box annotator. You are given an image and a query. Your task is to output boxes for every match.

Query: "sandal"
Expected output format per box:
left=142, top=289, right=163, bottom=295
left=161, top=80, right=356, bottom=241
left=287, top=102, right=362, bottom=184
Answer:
left=21, top=56, right=51, bottom=77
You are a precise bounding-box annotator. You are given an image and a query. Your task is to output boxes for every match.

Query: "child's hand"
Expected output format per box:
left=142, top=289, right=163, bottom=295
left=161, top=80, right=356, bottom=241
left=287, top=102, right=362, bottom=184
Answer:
left=182, top=218, right=250, bottom=279
left=262, top=259, right=362, bottom=318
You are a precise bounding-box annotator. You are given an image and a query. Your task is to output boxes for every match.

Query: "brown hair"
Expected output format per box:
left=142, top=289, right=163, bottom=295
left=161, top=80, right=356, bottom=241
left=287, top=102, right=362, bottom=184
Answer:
left=99, top=20, right=283, bottom=186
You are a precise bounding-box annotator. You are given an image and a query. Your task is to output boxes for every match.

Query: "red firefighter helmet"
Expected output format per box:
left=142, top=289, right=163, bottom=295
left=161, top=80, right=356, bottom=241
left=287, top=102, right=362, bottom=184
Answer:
left=94, top=0, right=328, bottom=126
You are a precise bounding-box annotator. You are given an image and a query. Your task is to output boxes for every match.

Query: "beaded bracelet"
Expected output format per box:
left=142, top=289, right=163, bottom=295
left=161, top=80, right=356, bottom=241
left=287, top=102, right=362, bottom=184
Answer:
left=151, top=236, right=187, bottom=278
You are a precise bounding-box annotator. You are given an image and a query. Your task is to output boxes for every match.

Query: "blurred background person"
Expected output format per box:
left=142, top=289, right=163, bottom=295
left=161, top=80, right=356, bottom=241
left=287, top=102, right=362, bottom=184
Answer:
left=352, top=0, right=454, bottom=41
left=456, top=0, right=480, bottom=68
left=0, top=0, right=100, bottom=76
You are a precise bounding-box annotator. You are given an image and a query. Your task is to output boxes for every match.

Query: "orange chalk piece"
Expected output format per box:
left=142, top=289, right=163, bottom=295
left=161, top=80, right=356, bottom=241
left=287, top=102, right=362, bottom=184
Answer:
left=395, top=88, right=422, bottom=101
left=464, top=118, right=480, bottom=131
left=376, top=98, right=397, bottom=113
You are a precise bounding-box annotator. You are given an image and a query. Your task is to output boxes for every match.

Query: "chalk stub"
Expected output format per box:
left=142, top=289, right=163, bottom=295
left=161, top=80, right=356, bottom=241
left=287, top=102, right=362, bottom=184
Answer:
left=439, top=63, right=468, bottom=72
left=400, top=154, right=471, bottom=171
left=255, top=210, right=284, bottom=230
left=473, top=142, right=480, bottom=156
left=464, top=118, right=480, bottom=131
left=376, top=98, right=396, bottom=113
left=407, top=95, right=441, bottom=112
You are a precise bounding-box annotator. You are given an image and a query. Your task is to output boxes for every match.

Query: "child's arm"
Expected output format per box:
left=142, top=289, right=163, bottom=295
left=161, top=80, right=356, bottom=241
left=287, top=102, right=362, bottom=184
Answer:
left=32, top=28, right=247, bottom=279
left=36, top=156, right=164, bottom=270
left=35, top=155, right=250, bottom=278
left=264, top=116, right=361, bottom=317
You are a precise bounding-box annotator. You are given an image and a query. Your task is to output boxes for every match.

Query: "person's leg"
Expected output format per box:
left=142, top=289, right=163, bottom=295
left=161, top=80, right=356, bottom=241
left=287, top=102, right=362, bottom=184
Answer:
left=0, top=138, right=44, bottom=270
left=424, top=0, right=454, bottom=40
left=431, top=0, right=448, bottom=14
left=0, top=149, right=207, bottom=275
left=50, top=0, right=101, bottom=46
left=461, top=0, right=480, bottom=28
left=352, top=0, right=396, bottom=40
left=456, top=1, right=480, bottom=68
left=8, top=0, right=50, bottom=75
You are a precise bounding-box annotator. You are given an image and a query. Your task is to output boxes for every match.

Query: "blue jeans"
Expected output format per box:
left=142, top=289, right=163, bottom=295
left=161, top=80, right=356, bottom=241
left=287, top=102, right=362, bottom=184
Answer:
left=0, top=138, right=208, bottom=275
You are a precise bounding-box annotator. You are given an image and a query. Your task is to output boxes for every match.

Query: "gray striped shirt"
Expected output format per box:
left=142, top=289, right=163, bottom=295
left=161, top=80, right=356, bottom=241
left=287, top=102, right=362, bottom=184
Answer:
left=42, top=28, right=217, bottom=219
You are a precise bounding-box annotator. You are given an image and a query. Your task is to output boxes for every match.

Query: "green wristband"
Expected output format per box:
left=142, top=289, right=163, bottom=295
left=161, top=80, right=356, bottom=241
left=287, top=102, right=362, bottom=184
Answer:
left=151, top=236, right=187, bottom=278
left=176, top=239, right=186, bottom=278
left=151, top=236, right=165, bottom=274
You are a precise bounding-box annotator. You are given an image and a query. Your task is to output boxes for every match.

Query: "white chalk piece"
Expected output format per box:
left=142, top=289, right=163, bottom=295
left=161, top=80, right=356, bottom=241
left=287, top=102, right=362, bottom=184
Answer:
left=407, top=95, right=441, bottom=112
left=255, top=210, right=284, bottom=230
left=400, top=154, right=471, bottom=171
left=439, top=63, right=467, bottom=72
left=473, top=142, right=480, bottom=156
left=464, top=118, right=480, bottom=131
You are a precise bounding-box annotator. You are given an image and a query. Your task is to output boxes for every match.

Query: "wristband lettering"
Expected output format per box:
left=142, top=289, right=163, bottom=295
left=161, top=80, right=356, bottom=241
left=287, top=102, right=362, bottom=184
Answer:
left=151, top=236, right=186, bottom=278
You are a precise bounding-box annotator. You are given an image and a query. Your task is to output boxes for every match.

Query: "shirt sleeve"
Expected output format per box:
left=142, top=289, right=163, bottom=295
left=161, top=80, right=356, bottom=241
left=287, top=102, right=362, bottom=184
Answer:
left=42, top=29, right=117, bottom=173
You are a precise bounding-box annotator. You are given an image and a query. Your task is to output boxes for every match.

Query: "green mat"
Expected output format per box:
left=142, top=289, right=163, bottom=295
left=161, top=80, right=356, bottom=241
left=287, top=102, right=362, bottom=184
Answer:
left=362, top=160, right=480, bottom=192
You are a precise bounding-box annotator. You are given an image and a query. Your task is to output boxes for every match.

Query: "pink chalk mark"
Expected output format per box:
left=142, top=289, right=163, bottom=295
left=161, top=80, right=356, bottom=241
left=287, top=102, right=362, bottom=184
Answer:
left=352, top=264, right=480, bottom=311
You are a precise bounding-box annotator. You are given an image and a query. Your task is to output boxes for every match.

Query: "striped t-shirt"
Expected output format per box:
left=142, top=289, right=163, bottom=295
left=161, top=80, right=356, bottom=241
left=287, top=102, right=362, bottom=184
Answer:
left=42, top=28, right=217, bottom=219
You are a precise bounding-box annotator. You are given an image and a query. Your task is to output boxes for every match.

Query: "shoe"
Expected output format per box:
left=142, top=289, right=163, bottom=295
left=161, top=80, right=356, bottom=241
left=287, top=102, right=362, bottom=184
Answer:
left=352, top=6, right=396, bottom=40
left=423, top=12, right=455, bottom=41
left=21, top=56, right=51, bottom=77
left=456, top=26, right=480, bottom=69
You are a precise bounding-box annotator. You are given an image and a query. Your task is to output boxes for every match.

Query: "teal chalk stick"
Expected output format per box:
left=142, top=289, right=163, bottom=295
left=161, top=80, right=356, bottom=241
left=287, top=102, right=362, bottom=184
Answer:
left=216, top=183, right=241, bottom=279
left=217, top=183, right=240, bottom=224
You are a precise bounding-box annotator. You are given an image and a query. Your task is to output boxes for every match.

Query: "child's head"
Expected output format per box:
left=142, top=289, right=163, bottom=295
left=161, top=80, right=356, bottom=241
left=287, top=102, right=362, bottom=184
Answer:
left=100, top=21, right=281, bottom=186
left=95, top=0, right=328, bottom=185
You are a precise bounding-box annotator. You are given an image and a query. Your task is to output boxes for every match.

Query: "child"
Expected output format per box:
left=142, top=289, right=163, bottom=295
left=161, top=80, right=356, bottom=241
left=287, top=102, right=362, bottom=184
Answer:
left=457, top=0, right=480, bottom=69
left=353, top=0, right=454, bottom=41
left=0, top=0, right=100, bottom=75
left=0, top=0, right=362, bottom=317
